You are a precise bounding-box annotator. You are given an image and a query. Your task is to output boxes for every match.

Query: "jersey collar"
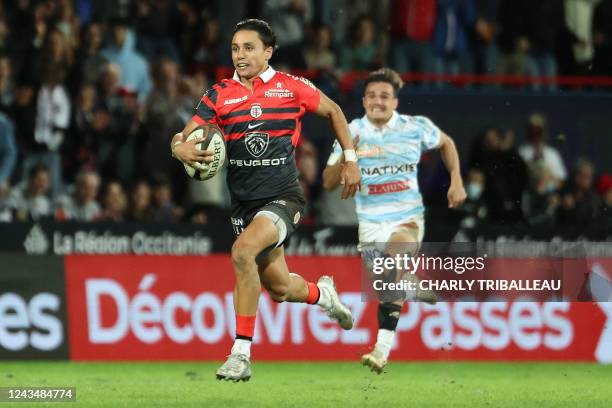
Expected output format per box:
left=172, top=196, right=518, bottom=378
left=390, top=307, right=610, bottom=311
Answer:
left=232, top=65, right=276, bottom=84
left=363, top=111, right=399, bottom=131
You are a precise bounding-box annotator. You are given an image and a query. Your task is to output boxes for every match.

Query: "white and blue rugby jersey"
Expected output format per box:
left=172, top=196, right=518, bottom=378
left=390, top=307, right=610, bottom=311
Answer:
left=329, top=112, right=441, bottom=222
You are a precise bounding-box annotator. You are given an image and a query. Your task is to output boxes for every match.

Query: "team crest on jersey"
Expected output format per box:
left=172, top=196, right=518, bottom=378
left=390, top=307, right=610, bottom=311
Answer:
left=250, top=103, right=262, bottom=118
left=245, top=132, right=269, bottom=157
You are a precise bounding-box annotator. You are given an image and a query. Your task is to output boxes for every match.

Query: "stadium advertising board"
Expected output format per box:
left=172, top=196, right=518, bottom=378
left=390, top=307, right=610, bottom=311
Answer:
left=64, top=255, right=612, bottom=363
left=1, top=222, right=228, bottom=255
left=0, top=255, right=69, bottom=360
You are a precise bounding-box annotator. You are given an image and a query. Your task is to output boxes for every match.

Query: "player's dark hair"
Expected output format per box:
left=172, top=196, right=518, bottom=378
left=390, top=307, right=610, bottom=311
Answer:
left=364, top=68, right=404, bottom=97
left=233, top=19, right=277, bottom=49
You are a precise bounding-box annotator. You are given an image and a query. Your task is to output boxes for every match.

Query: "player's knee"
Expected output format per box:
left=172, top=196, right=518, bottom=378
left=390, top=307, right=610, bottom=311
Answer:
left=267, top=282, right=290, bottom=303
left=231, top=239, right=258, bottom=272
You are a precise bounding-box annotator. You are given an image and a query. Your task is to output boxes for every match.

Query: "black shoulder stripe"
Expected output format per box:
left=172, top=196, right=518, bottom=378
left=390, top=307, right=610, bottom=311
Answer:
left=207, top=87, right=219, bottom=105
left=220, top=110, right=251, bottom=120
left=224, top=119, right=296, bottom=135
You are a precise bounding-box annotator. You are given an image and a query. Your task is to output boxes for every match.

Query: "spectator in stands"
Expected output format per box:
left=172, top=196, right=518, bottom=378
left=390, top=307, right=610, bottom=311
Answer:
left=562, top=0, right=602, bottom=76
left=303, top=24, right=338, bottom=96
left=55, top=169, right=102, bottom=221
left=523, top=1, right=564, bottom=90
left=263, top=0, right=312, bottom=68
left=0, top=55, right=14, bottom=112
left=127, top=179, right=153, bottom=222
left=470, top=127, right=527, bottom=222
left=101, top=17, right=151, bottom=101
left=558, top=157, right=601, bottom=226
left=151, top=173, right=183, bottom=223
left=72, top=22, right=108, bottom=94
left=596, top=172, right=612, bottom=229
left=303, top=24, right=336, bottom=72
left=497, top=0, right=530, bottom=78
left=7, top=164, right=52, bottom=221
left=142, top=58, right=184, bottom=180
left=432, top=0, right=476, bottom=84
left=38, top=28, right=74, bottom=81
left=592, top=0, right=612, bottom=76
left=0, top=15, right=15, bottom=60
left=97, top=180, right=127, bottom=222
left=522, top=177, right=561, bottom=227
left=22, top=63, right=70, bottom=198
left=519, top=115, right=565, bottom=226
left=95, top=62, right=141, bottom=183
left=191, top=18, right=225, bottom=78
left=0, top=112, right=16, bottom=190
left=340, top=15, right=384, bottom=71
left=65, top=83, right=98, bottom=180
left=18, top=2, right=52, bottom=84
left=457, top=168, right=489, bottom=229
left=134, top=0, right=181, bottom=62
left=389, top=0, right=436, bottom=77
left=470, top=0, right=499, bottom=75
left=53, top=0, right=79, bottom=49
left=518, top=113, right=567, bottom=192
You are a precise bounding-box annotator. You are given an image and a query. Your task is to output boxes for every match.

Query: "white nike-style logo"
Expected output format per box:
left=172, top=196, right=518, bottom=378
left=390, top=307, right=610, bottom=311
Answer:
left=247, top=122, right=264, bottom=129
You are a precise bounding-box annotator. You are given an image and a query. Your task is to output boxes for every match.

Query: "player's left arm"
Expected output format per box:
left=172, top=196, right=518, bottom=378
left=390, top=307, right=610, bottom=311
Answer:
left=438, top=132, right=467, bottom=208
left=314, top=92, right=361, bottom=199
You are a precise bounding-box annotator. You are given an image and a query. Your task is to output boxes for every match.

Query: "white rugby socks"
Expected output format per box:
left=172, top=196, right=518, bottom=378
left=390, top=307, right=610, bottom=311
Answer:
left=231, top=339, right=252, bottom=358
left=374, top=329, right=395, bottom=360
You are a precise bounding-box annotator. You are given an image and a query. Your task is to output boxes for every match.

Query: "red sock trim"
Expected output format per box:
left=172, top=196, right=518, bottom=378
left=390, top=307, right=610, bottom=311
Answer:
left=306, top=281, right=320, bottom=305
left=236, top=315, right=256, bottom=338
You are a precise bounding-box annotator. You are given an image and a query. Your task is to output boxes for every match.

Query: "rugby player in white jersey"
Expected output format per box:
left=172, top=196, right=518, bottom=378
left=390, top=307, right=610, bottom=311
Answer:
left=323, top=68, right=466, bottom=373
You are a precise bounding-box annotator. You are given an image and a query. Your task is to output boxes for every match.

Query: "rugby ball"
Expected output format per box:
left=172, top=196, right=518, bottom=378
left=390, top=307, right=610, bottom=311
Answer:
left=183, top=124, right=226, bottom=180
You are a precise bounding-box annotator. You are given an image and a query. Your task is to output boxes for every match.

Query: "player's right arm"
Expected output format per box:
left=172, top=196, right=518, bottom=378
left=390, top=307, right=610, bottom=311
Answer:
left=170, top=87, right=219, bottom=166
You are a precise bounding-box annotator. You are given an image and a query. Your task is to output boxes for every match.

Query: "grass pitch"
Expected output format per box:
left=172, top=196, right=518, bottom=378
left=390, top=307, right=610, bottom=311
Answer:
left=1, top=361, right=611, bottom=407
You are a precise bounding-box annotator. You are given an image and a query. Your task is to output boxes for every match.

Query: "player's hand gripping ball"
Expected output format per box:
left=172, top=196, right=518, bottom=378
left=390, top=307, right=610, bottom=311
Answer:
left=183, top=124, right=226, bottom=180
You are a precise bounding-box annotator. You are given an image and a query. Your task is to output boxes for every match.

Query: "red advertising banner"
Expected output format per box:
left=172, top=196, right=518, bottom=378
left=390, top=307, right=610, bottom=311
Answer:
left=64, top=255, right=612, bottom=362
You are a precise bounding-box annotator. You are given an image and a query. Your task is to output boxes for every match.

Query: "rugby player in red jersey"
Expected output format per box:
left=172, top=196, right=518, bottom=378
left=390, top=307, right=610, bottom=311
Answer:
left=171, top=19, right=361, bottom=381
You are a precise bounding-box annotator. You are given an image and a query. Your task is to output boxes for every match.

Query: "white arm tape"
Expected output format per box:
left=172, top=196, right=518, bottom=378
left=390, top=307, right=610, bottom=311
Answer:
left=343, top=149, right=357, bottom=162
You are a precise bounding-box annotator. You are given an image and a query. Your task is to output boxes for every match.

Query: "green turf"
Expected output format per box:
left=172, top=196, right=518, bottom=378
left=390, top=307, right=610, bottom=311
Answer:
left=0, top=361, right=611, bottom=407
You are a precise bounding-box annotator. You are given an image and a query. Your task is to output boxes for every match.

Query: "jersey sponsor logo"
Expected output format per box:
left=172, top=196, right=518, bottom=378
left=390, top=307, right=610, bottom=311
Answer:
left=245, top=131, right=269, bottom=157
left=224, top=95, right=248, bottom=105
left=247, top=122, right=264, bottom=130
left=361, top=163, right=417, bottom=176
left=357, top=144, right=385, bottom=158
left=229, top=157, right=288, bottom=167
left=367, top=180, right=410, bottom=195
left=250, top=103, right=262, bottom=118
left=264, top=88, right=294, bottom=98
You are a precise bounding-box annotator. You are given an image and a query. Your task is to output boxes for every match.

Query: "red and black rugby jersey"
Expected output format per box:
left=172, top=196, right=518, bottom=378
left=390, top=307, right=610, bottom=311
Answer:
left=192, top=66, right=320, bottom=201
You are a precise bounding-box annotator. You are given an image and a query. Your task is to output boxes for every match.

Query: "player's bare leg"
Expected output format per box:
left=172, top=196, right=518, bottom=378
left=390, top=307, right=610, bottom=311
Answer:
left=216, top=216, right=277, bottom=382
left=362, top=224, right=431, bottom=374
left=258, top=246, right=353, bottom=329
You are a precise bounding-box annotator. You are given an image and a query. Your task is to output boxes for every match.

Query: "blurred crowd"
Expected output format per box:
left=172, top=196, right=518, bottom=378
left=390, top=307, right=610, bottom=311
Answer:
left=457, top=113, right=612, bottom=232
left=0, top=0, right=610, bottom=229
